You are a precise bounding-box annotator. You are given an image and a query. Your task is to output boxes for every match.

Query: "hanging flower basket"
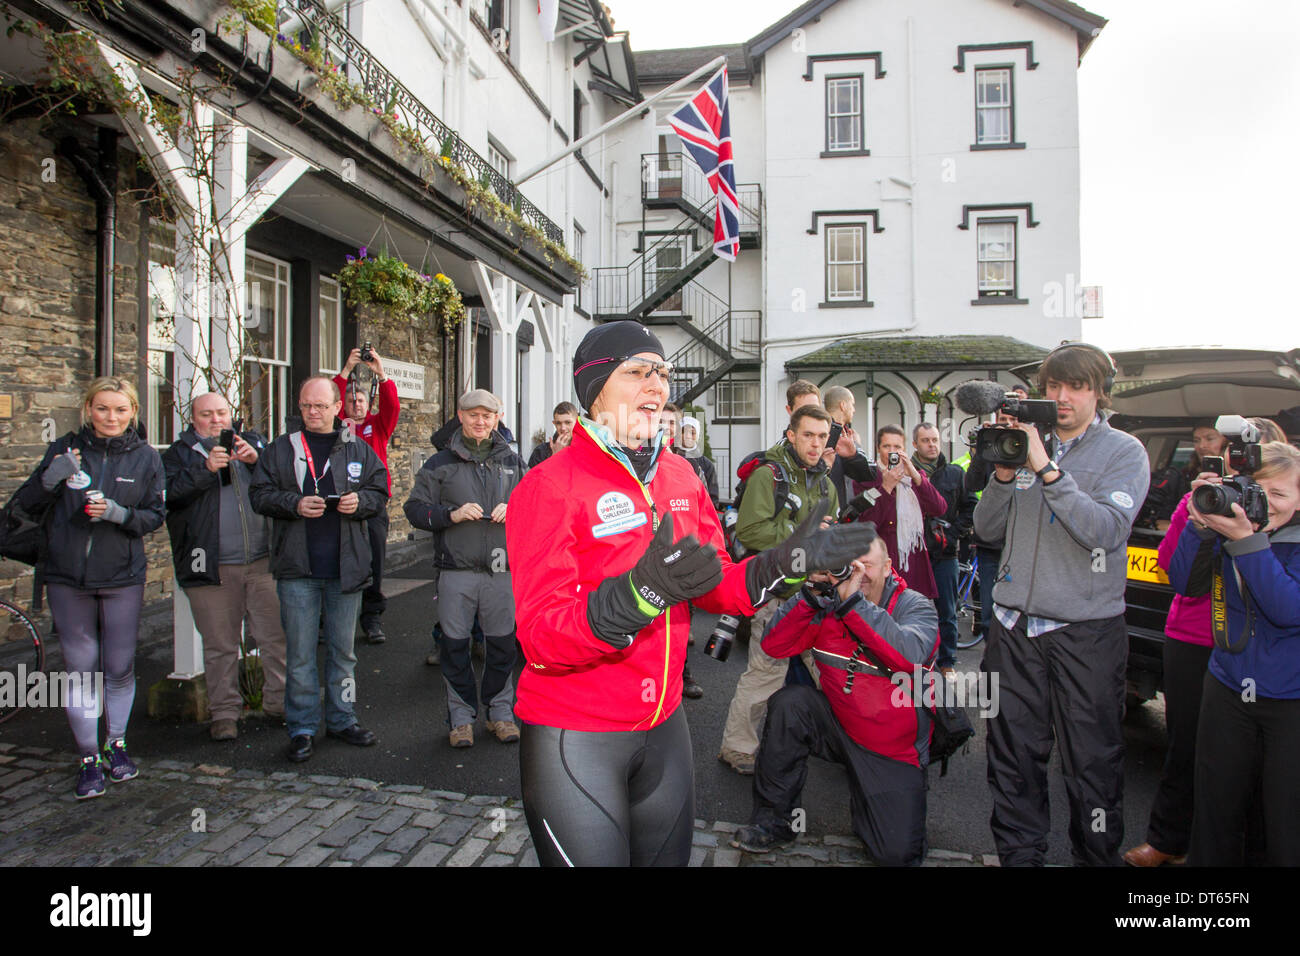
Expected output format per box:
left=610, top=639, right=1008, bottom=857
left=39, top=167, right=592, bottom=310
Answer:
left=920, top=387, right=943, bottom=406
left=335, top=247, right=466, bottom=333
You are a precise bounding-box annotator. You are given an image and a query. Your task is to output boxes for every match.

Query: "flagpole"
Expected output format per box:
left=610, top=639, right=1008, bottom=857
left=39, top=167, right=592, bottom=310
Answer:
left=514, top=55, right=726, bottom=186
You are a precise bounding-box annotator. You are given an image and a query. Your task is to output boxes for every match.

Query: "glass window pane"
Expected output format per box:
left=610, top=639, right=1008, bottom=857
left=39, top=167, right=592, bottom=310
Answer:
left=977, top=70, right=1009, bottom=107
left=832, top=117, right=857, bottom=150
left=837, top=264, right=860, bottom=296
left=319, top=276, right=341, bottom=374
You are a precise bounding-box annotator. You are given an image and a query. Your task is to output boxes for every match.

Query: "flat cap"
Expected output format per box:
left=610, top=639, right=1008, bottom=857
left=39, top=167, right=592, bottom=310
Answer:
left=458, top=388, right=502, bottom=412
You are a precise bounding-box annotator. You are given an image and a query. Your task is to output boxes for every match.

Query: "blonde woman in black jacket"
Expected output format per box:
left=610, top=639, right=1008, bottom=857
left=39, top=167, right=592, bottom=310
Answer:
left=16, top=377, right=164, bottom=799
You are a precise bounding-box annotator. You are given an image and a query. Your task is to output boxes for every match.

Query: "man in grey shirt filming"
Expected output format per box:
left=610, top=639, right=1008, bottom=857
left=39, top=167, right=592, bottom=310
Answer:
left=973, top=343, right=1148, bottom=867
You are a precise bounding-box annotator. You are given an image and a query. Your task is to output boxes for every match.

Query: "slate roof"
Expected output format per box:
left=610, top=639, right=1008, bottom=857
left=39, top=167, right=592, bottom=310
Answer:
left=785, top=335, right=1049, bottom=371
left=634, top=44, right=752, bottom=86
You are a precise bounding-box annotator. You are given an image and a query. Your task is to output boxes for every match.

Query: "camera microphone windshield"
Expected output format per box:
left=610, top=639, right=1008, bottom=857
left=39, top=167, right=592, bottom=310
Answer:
left=954, top=380, right=1011, bottom=417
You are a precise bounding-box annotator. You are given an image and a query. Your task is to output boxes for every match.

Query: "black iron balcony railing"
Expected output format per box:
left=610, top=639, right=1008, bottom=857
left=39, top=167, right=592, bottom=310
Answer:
left=593, top=184, right=761, bottom=318
left=667, top=309, right=762, bottom=405
left=286, top=0, right=564, bottom=246
left=641, top=153, right=762, bottom=232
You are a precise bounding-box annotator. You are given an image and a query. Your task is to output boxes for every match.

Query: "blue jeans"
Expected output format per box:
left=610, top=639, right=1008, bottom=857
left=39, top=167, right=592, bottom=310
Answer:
left=277, top=578, right=363, bottom=738
left=933, top=556, right=959, bottom=668
left=977, top=547, right=1000, bottom=639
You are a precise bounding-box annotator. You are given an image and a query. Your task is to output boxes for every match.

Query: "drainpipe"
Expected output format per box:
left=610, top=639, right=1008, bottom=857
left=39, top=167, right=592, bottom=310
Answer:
left=60, top=129, right=119, bottom=376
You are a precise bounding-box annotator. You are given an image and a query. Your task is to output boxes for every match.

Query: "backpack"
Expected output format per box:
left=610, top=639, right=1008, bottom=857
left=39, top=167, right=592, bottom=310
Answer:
left=0, top=433, right=75, bottom=610
left=733, top=455, right=790, bottom=518
left=726, top=456, right=793, bottom=560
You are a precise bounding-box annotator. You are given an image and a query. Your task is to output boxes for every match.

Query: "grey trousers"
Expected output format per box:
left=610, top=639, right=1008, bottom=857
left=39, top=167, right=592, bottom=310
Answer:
left=185, top=558, right=287, bottom=720
left=437, top=569, right=516, bottom=727
left=719, top=602, right=821, bottom=756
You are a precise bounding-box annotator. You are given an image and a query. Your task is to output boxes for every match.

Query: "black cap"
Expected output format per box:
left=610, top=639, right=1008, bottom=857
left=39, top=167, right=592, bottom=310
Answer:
left=572, top=321, right=666, bottom=411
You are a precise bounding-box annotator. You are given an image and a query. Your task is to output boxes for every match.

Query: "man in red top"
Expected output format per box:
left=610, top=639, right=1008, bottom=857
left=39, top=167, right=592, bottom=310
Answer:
left=333, top=346, right=400, bottom=644
left=731, top=534, right=939, bottom=864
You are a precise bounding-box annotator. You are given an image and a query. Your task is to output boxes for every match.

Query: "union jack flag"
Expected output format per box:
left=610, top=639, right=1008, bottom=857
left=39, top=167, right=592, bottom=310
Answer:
left=668, top=66, right=739, bottom=261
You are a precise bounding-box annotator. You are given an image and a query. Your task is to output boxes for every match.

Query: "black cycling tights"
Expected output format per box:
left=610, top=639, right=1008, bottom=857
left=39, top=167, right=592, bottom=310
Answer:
left=520, top=707, right=695, bottom=867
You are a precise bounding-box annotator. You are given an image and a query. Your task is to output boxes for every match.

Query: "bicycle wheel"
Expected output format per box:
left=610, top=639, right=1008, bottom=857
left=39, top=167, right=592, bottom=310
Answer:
left=954, top=565, right=984, bottom=649
left=0, top=599, right=45, bottom=725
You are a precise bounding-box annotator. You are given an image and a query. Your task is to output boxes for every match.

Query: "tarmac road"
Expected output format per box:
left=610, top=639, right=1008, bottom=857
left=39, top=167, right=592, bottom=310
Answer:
left=0, top=569, right=1169, bottom=865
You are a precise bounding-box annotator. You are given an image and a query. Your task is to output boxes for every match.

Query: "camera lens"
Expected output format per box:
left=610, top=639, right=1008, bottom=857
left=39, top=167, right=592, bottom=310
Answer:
left=993, top=431, right=1025, bottom=461
left=705, top=614, right=740, bottom=662
left=1192, top=483, right=1237, bottom=517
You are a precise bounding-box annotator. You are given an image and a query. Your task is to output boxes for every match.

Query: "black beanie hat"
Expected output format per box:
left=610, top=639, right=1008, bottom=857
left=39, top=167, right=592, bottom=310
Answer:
left=573, top=321, right=666, bottom=411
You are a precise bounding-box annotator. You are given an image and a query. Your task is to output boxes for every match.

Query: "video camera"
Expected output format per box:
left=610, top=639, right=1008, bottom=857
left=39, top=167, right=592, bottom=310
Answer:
left=1191, top=415, right=1268, bottom=526
left=954, top=380, right=1057, bottom=468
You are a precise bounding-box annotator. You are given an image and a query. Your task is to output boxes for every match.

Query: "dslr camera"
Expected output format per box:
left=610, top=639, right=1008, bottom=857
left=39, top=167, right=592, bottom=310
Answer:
left=1191, top=415, right=1268, bottom=526
left=969, top=395, right=1058, bottom=468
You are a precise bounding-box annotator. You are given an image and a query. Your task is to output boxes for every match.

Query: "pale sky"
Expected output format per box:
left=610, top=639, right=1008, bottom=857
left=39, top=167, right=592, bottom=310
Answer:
left=608, top=0, right=1300, bottom=352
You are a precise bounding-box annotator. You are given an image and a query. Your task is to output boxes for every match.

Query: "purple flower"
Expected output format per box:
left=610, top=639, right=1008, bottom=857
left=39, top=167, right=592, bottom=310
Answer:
left=358, top=247, right=368, bottom=258
left=345, top=255, right=355, bottom=263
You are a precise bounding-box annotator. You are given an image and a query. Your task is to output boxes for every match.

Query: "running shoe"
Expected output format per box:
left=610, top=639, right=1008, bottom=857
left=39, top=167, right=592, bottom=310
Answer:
left=75, top=755, right=106, bottom=800
left=102, top=738, right=139, bottom=783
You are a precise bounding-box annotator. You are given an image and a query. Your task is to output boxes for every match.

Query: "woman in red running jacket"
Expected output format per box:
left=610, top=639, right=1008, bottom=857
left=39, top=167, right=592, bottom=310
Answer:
left=506, top=322, right=874, bottom=866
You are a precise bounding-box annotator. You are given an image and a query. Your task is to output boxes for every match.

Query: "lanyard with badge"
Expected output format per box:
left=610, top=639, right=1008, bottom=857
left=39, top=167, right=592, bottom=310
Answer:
left=299, top=433, right=330, bottom=495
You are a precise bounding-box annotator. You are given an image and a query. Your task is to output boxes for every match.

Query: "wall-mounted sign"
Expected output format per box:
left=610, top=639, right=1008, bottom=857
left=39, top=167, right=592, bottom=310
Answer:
left=384, top=359, right=426, bottom=400
left=0, top=394, right=11, bottom=418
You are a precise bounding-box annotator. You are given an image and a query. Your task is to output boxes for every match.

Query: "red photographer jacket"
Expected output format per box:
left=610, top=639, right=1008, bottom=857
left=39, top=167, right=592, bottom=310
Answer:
left=762, top=571, right=939, bottom=767
left=507, top=418, right=755, bottom=731
left=332, top=375, right=399, bottom=493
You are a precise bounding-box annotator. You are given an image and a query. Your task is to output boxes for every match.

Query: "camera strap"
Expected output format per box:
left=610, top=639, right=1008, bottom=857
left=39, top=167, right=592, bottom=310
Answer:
left=1211, top=553, right=1251, bottom=654
left=348, top=365, right=378, bottom=409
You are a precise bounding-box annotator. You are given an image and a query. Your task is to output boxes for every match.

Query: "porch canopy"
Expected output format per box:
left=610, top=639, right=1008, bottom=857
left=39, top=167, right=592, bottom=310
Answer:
left=785, top=334, right=1049, bottom=376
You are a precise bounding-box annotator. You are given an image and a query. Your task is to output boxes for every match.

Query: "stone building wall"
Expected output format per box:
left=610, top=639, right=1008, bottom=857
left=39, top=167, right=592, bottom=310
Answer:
left=0, top=116, right=175, bottom=616
left=353, top=305, right=447, bottom=542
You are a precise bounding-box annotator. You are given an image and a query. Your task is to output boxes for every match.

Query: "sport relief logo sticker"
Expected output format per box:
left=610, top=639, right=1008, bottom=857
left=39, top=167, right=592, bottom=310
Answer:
left=592, top=491, right=648, bottom=538
left=1015, top=468, right=1036, bottom=490
left=1110, top=490, right=1134, bottom=509
left=348, top=461, right=363, bottom=480
left=67, top=470, right=91, bottom=491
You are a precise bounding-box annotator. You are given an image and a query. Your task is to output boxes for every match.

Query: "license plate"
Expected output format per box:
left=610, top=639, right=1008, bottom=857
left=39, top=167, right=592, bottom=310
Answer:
left=1127, top=546, right=1169, bottom=584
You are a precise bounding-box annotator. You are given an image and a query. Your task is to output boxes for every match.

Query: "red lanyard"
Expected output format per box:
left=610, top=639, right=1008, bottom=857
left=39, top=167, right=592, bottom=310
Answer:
left=300, top=434, right=324, bottom=492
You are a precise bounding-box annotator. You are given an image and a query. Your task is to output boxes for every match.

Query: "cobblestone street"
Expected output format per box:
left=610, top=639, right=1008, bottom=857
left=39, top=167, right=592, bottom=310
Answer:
left=0, top=743, right=997, bottom=868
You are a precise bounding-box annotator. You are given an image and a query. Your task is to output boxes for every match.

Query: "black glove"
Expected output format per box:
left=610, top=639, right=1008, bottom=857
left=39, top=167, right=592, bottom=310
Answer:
left=586, top=513, right=724, bottom=648
left=745, top=500, right=878, bottom=605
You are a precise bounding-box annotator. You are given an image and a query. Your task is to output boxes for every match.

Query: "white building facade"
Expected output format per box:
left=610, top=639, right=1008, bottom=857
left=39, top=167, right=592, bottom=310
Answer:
left=599, top=0, right=1105, bottom=481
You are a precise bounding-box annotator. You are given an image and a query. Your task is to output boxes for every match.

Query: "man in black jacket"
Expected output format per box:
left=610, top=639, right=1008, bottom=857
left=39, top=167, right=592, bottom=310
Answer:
left=822, top=386, right=878, bottom=515
left=912, top=422, right=977, bottom=678
left=249, top=376, right=390, bottom=763
left=527, top=401, right=578, bottom=468
left=162, top=392, right=285, bottom=740
left=406, top=390, right=526, bottom=749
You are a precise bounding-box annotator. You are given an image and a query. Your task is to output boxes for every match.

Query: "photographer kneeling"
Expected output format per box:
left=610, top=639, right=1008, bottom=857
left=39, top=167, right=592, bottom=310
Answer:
left=731, top=533, right=939, bottom=866
left=1170, top=440, right=1300, bottom=866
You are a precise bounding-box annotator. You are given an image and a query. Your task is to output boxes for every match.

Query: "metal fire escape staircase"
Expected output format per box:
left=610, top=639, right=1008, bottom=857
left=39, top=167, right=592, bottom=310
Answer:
left=593, top=152, right=761, bottom=406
